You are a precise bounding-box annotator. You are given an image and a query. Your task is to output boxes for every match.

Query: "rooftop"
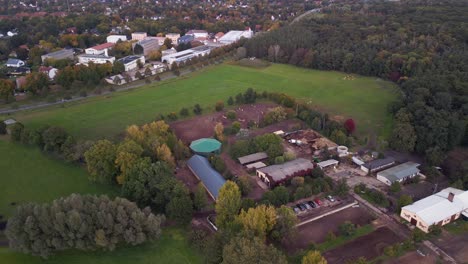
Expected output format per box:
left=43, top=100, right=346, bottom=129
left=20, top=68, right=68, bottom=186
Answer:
left=403, top=187, right=468, bottom=225
left=238, top=152, right=268, bottom=165
left=6, top=58, right=23, bottom=64
left=117, top=55, right=143, bottom=64
left=317, top=159, right=339, bottom=168
left=258, top=158, right=314, bottom=182
left=377, top=161, right=420, bottom=182
left=88, top=42, right=114, bottom=51
left=44, top=49, right=73, bottom=57
left=187, top=155, right=226, bottom=200
left=79, top=54, right=115, bottom=59
left=362, top=157, right=395, bottom=170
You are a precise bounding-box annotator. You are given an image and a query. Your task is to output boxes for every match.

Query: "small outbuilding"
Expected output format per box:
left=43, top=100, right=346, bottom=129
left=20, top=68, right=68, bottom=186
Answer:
left=187, top=155, right=226, bottom=200
left=246, top=162, right=267, bottom=170
left=190, top=138, right=222, bottom=157
left=361, top=157, right=395, bottom=173
left=238, top=152, right=268, bottom=165
left=317, top=159, right=339, bottom=170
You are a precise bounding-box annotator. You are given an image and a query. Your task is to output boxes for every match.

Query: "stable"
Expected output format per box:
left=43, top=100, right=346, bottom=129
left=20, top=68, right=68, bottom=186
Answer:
left=190, top=138, right=221, bottom=157
left=238, top=152, right=268, bottom=165
left=376, top=161, right=420, bottom=186
left=401, top=187, right=468, bottom=233
left=361, top=157, right=395, bottom=173
left=256, top=158, right=314, bottom=188
left=187, top=155, right=226, bottom=200
left=317, top=159, right=339, bottom=170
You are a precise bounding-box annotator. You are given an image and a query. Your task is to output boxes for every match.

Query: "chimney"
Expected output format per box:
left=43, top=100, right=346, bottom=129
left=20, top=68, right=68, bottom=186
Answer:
left=448, top=192, right=455, bottom=202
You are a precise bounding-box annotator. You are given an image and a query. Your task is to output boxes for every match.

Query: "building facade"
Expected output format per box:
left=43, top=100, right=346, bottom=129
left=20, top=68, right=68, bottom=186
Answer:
left=133, top=38, right=160, bottom=56
left=85, top=42, right=115, bottom=56
left=131, top=32, right=147, bottom=41
left=117, top=55, right=145, bottom=72
left=165, top=33, right=180, bottom=45
left=78, top=54, right=115, bottom=65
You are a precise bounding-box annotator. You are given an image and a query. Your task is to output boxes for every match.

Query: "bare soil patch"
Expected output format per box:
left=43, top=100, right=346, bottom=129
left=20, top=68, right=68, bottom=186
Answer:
left=323, top=227, right=402, bottom=264
left=382, top=251, right=438, bottom=264
left=283, top=206, right=375, bottom=253
left=432, top=231, right=468, bottom=263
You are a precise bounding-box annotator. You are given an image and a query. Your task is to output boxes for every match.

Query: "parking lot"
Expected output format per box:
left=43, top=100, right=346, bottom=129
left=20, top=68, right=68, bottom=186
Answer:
left=287, top=194, right=353, bottom=221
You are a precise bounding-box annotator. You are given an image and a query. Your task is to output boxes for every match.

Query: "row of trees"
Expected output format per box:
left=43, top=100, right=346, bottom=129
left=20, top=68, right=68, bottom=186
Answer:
left=6, top=194, right=164, bottom=257
left=244, top=0, right=468, bottom=187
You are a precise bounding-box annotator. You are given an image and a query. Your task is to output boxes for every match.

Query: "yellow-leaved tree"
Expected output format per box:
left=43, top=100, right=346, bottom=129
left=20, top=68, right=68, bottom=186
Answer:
left=237, top=204, right=277, bottom=239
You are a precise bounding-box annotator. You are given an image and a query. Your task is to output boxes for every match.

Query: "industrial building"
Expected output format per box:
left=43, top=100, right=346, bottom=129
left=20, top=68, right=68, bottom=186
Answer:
left=107, top=35, right=127, bottom=43
left=133, top=38, right=160, bottom=56
left=187, top=155, right=226, bottom=200
left=161, top=45, right=214, bottom=66
left=131, top=32, right=147, bottom=41
left=256, top=158, right=314, bottom=188
left=41, top=49, right=74, bottom=63
left=218, top=28, right=253, bottom=45
left=376, top=161, right=420, bottom=186
left=165, top=33, right=180, bottom=44
left=401, top=187, right=468, bottom=233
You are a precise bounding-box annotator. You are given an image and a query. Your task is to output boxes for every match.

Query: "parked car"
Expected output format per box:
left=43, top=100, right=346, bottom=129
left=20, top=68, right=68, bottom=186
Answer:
left=314, top=198, right=322, bottom=206
left=292, top=206, right=300, bottom=214
left=303, top=203, right=312, bottom=210
left=297, top=204, right=306, bottom=211
left=327, top=195, right=335, bottom=202
left=307, top=201, right=316, bottom=208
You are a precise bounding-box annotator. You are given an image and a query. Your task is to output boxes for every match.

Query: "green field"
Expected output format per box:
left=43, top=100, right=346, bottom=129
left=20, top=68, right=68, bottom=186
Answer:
left=8, top=63, right=399, bottom=140
left=0, top=140, right=117, bottom=218
left=0, top=228, right=202, bottom=264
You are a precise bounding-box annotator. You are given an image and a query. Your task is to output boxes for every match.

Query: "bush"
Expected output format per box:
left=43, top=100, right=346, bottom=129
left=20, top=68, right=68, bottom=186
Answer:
left=209, top=155, right=226, bottom=173
left=231, top=121, right=241, bottom=134
left=226, top=110, right=236, bottom=120
left=10, top=122, right=24, bottom=142
left=179, top=107, right=189, bottom=117
left=236, top=175, right=253, bottom=195
left=291, top=177, right=304, bottom=187
left=0, top=121, right=6, bottom=134
left=339, top=221, right=356, bottom=237
left=193, top=104, right=202, bottom=115
left=274, top=156, right=285, bottom=164
left=167, top=112, right=178, bottom=121
left=227, top=96, right=234, bottom=105
left=215, top=101, right=224, bottom=112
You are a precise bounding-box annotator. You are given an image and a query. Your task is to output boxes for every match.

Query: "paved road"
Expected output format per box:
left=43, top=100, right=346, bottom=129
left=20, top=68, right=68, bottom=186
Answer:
left=0, top=67, right=198, bottom=115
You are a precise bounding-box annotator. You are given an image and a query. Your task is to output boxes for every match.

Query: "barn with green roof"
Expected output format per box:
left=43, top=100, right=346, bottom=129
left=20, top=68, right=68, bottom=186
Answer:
left=189, top=138, right=221, bottom=156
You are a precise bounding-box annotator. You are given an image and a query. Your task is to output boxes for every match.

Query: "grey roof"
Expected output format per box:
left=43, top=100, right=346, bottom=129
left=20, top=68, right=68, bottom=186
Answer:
left=362, top=157, right=395, bottom=170
left=257, top=158, right=314, bottom=183
left=78, top=54, right=115, bottom=59
left=238, top=152, right=268, bottom=165
left=377, top=162, right=420, bottom=182
left=138, top=38, right=158, bottom=45
left=6, top=58, right=22, bottom=64
left=43, top=49, right=73, bottom=58
left=187, top=155, right=226, bottom=200
left=117, top=55, right=142, bottom=64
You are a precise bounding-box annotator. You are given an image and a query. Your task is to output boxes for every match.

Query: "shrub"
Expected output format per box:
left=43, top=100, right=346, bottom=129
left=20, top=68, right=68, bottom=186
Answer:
left=231, top=121, right=241, bottom=134
left=167, top=112, right=178, bottom=121
left=10, top=122, right=24, bottom=142
left=227, top=96, right=234, bottom=105
left=215, top=101, right=224, bottom=112
left=339, top=221, right=356, bottom=237
left=274, top=156, right=285, bottom=164
left=236, top=175, right=253, bottom=195
left=0, top=121, right=6, bottom=134
left=179, top=107, right=189, bottom=116
left=193, top=104, right=202, bottom=115
left=291, top=177, right=304, bottom=187
left=226, top=110, right=236, bottom=120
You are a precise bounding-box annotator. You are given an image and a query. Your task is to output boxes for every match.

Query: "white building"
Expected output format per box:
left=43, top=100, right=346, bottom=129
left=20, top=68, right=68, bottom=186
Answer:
left=218, top=28, right=253, bottom=45
left=85, top=43, right=115, bottom=56
left=117, top=55, right=145, bottom=72
left=401, top=187, right=468, bottom=233
left=78, top=54, right=116, bottom=65
left=376, top=162, right=420, bottom=186
left=317, top=159, right=339, bottom=170
left=186, top=30, right=209, bottom=39
left=131, top=32, right=147, bottom=41
left=106, top=35, right=127, bottom=43
left=6, top=58, right=25, bottom=68
left=165, top=33, right=180, bottom=45
left=161, top=45, right=214, bottom=66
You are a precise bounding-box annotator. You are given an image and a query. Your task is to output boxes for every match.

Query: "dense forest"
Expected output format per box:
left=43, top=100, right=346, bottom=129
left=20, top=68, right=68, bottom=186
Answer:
left=245, top=0, right=468, bottom=187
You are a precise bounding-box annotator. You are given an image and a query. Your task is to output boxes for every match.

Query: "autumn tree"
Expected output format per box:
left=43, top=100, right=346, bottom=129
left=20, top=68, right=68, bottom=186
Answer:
left=344, top=119, right=355, bottom=135
left=0, top=79, right=15, bottom=103
left=84, top=140, right=118, bottom=183
left=214, top=122, right=225, bottom=141
left=238, top=204, right=276, bottom=239
left=155, top=143, right=175, bottom=168
left=23, top=72, right=49, bottom=95
left=330, top=129, right=347, bottom=146
left=115, top=139, right=144, bottom=184
left=166, top=182, right=194, bottom=225
left=41, top=126, right=69, bottom=152
left=216, top=181, right=242, bottom=229
left=221, top=236, right=288, bottom=264
left=274, top=205, right=298, bottom=240
left=302, top=250, right=327, bottom=264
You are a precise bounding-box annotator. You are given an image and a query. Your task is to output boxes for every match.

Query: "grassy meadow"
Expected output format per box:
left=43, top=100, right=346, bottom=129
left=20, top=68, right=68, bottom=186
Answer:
left=7, top=63, right=399, bottom=140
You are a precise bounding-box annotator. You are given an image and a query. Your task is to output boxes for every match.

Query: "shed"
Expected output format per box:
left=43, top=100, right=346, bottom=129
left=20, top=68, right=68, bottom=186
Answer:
left=361, top=157, right=395, bottom=173
left=377, top=162, right=420, bottom=186
left=190, top=138, right=221, bottom=156
left=238, top=152, right=268, bottom=165
left=317, top=159, right=339, bottom=169
left=187, top=155, right=226, bottom=200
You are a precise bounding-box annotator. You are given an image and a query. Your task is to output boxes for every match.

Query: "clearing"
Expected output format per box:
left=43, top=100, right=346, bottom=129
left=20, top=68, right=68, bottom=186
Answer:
left=7, top=63, right=399, bottom=140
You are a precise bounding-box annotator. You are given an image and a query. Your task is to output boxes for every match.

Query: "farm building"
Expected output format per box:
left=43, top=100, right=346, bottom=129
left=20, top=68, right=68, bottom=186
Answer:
left=190, top=138, right=221, bottom=157
left=317, top=159, right=339, bottom=170
left=187, top=155, right=226, bottom=200
left=376, top=162, right=420, bottom=186
left=361, top=157, right=395, bottom=173
left=284, top=129, right=338, bottom=156
left=401, top=187, right=468, bottom=233
left=256, top=158, right=314, bottom=188
left=238, top=152, right=268, bottom=165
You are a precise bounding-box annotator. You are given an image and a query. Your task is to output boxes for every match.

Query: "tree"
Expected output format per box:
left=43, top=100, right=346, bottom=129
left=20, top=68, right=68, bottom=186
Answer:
left=291, top=177, right=305, bottom=187
left=10, top=122, right=24, bottom=142
left=221, top=236, right=288, bottom=264
left=23, top=72, right=49, bottom=95
left=0, top=120, right=6, bottom=134
left=272, top=186, right=289, bottom=205
left=41, top=126, right=68, bottom=152
left=115, top=140, right=144, bottom=184
left=166, top=183, right=193, bottom=225
left=163, top=38, right=173, bottom=49
left=155, top=143, right=176, bottom=168
left=194, top=183, right=208, bottom=210
left=215, top=101, right=224, bottom=111
left=302, top=250, right=327, bottom=264
left=84, top=140, right=118, bottom=183
left=339, top=221, right=356, bottom=237
left=0, top=79, right=15, bottom=103
left=236, top=175, right=252, bottom=195
left=389, top=181, right=401, bottom=194
left=6, top=194, right=164, bottom=257
left=193, top=104, right=202, bottom=115
left=236, top=47, right=247, bottom=60
left=137, top=59, right=144, bottom=69
left=344, top=119, right=356, bottom=135
left=238, top=204, right=277, bottom=238
left=227, top=96, right=234, bottom=105
left=134, top=44, right=144, bottom=55
left=243, top=88, right=257, bottom=104
left=330, top=129, right=347, bottom=146
left=334, top=179, right=349, bottom=196
left=215, top=181, right=241, bottom=229
left=274, top=206, right=298, bottom=241
left=180, top=108, right=189, bottom=116
left=144, top=66, right=152, bottom=76
left=214, top=122, right=225, bottom=141
left=397, top=194, right=413, bottom=213
left=135, top=71, right=143, bottom=80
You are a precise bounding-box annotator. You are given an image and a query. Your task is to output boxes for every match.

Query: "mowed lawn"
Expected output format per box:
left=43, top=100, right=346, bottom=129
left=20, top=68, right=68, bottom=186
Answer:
left=0, top=228, right=203, bottom=264
left=10, top=63, right=399, bottom=140
left=0, top=140, right=118, bottom=218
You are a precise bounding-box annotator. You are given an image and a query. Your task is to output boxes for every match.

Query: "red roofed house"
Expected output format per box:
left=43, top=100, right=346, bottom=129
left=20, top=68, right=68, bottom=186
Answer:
left=85, top=43, right=115, bottom=56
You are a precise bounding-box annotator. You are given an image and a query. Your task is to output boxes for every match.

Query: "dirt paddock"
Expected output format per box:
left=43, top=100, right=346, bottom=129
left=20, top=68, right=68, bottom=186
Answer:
left=323, top=227, right=402, bottom=264
left=432, top=231, right=468, bottom=263
left=283, top=206, right=375, bottom=253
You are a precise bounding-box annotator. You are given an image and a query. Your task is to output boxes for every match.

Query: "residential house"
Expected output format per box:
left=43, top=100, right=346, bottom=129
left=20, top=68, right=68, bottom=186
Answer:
left=6, top=58, right=25, bottom=68
left=41, top=49, right=74, bottom=63
left=117, top=55, right=145, bottom=72
left=376, top=162, right=420, bottom=186
left=401, top=187, right=468, bottom=233
left=256, top=158, right=314, bottom=188
left=85, top=43, right=115, bottom=56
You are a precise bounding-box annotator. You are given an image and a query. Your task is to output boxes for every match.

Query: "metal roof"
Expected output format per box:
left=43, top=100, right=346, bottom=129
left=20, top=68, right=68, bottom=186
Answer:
left=44, top=49, right=73, bottom=58
left=190, top=138, right=221, bottom=153
left=362, top=157, right=395, bottom=170
left=187, top=155, right=226, bottom=200
left=246, top=162, right=267, bottom=170
left=377, top=162, right=420, bottom=182
left=117, top=55, right=143, bottom=64
left=317, top=159, right=339, bottom=168
left=257, top=158, right=314, bottom=183
left=238, top=152, right=268, bottom=165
